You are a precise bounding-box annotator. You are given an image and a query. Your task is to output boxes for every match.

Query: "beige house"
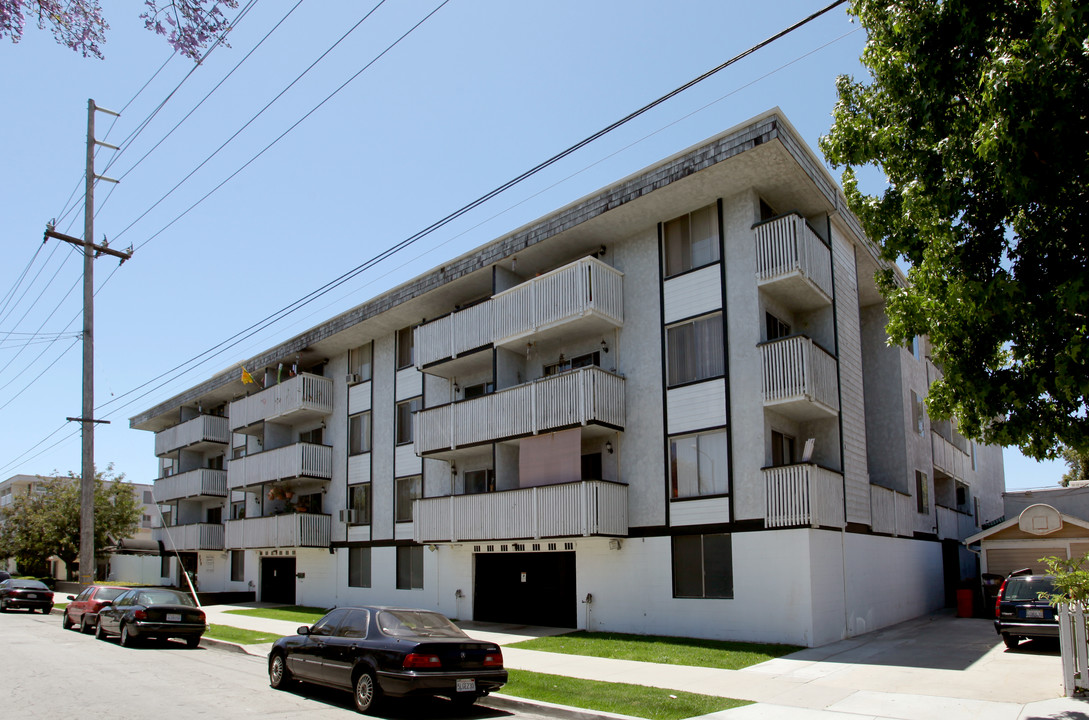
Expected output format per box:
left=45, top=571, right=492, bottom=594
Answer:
left=965, top=503, right=1089, bottom=576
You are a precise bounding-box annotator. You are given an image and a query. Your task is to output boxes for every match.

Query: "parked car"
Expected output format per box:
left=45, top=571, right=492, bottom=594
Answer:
left=994, top=570, right=1059, bottom=649
left=95, top=588, right=206, bottom=648
left=0, top=578, right=54, bottom=613
left=268, top=606, right=507, bottom=714
left=0, top=570, right=10, bottom=583
left=62, top=585, right=129, bottom=633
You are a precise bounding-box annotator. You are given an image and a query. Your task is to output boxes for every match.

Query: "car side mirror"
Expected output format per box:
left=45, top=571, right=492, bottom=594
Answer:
left=99, top=600, right=113, bottom=608
left=298, top=625, right=311, bottom=636
left=67, top=595, right=76, bottom=601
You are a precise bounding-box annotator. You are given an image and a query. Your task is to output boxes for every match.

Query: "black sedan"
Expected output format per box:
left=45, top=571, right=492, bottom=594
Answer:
left=0, top=578, right=54, bottom=613
left=95, top=587, right=206, bottom=648
left=268, top=606, right=507, bottom=714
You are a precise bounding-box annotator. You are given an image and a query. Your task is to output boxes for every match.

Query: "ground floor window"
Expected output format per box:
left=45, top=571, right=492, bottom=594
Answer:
left=396, top=546, right=424, bottom=590
left=348, top=547, right=371, bottom=588
left=672, top=533, right=733, bottom=599
left=230, top=550, right=244, bottom=582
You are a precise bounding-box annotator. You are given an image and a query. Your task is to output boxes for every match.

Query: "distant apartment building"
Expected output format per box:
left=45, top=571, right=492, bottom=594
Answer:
left=129, top=109, right=1004, bottom=647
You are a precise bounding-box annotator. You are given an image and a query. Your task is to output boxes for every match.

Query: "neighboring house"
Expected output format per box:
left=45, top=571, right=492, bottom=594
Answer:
left=129, top=109, right=1005, bottom=647
left=0, top=474, right=156, bottom=580
left=1005, top=485, right=1089, bottom=523
left=965, top=503, right=1089, bottom=576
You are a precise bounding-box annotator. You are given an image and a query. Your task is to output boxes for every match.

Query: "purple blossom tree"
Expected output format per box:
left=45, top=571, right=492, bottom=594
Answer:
left=0, top=0, right=238, bottom=61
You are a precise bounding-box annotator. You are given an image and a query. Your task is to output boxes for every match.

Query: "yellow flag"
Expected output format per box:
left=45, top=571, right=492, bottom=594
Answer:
left=240, top=365, right=257, bottom=385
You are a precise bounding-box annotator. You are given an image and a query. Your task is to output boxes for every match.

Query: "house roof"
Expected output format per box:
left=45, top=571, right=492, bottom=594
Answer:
left=965, top=503, right=1089, bottom=544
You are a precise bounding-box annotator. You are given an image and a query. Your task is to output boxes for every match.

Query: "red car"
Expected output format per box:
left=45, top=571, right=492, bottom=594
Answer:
left=62, top=585, right=129, bottom=633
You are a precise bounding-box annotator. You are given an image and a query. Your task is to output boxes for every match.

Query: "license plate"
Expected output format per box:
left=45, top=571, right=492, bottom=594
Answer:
left=456, top=679, right=476, bottom=693
left=1027, top=609, right=1044, bottom=619
left=166, top=613, right=182, bottom=622
left=26, top=593, right=37, bottom=599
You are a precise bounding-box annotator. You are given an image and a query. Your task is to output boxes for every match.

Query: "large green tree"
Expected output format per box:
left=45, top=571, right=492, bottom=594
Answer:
left=0, top=466, right=141, bottom=577
left=821, top=0, right=1089, bottom=459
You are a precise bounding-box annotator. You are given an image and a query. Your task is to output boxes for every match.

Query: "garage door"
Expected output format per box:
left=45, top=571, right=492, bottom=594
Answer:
left=986, top=547, right=1066, bottom=576
left=474, top=552, right=576, bottom=628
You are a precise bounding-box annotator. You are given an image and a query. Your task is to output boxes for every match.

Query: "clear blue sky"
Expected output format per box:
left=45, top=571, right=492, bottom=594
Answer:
left=0, top=0, right=1065, bottom=492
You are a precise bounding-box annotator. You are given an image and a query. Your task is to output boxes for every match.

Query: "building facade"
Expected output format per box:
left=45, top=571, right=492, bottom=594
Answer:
left=130, top=110, right=1005, bottom=647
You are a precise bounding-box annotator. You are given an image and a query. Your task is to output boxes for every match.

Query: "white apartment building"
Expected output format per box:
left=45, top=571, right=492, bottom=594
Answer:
left=130, top=109, right=1004, bottom=647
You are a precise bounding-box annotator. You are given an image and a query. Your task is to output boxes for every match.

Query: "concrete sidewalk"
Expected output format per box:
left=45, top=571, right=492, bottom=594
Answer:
left=200, top=604, right=1089, bottom=719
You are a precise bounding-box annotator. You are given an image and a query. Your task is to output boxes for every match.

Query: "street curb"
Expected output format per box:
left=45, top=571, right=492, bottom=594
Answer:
left=200, top=637, right=251, bottom=655
left=483, top=693, right=647, bottom=720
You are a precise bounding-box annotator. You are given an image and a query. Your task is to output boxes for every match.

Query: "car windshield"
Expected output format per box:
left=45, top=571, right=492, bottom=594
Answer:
left=377, top=610, right=468, bottom=638
left=136, top=590, right=196, bottom=607
left=11, top=579, right=49, bottom=590
left=1005, top=577, right=1056, bottom=601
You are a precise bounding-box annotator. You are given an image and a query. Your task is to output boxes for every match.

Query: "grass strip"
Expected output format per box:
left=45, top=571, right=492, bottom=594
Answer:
left=500, top=669, right=748, bottom=720
left=223, top=605, right=329, bottom=624
left=508, top=631, right=801, bottom=670
left=204, top=623, right=283, bottom=644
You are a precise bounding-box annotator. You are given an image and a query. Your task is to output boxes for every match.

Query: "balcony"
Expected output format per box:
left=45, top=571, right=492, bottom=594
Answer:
left=761, top=335, right=839, bottom=421
left=415, top=257, right=624, bottom=376
left=229, top=373, right=333, bottom=433
left=755, top=213, right=833, bottom=311
left=764, top=464, right=845, bottom=529
left=153, top=468, right=227, bottom=503
left=870, top=485, right=918, bottom=537
left=932, top=431, right=969, bottom=480
left=413, top=480, right=627, bottom=543
left=154, top=415, right=229, bottom=457
left=936, top=505, right=977, bottom=540
left=225, top=513, right=331, bottom=549
left=227, top=443, right=332, bottom=490
left=415, top=367, right=625, bottom=456
left=153, top=523, right=224, bottom=551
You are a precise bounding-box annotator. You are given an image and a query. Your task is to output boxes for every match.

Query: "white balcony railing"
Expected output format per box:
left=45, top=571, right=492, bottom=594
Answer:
left=415, top=367, right=625, bottom=454
left=871, top=485, right=917, bottom=537
left=154, top=415, right=229, bottom=457
left=229, top=373, right=333, bottom=432
left=153, top=468, right=227, bottom=503
left=755, top=213, right=833, bottom=306
left=936, top=505, right=977, bottom=540
left=224, top=513, right=331, bottom=549
left=413, top=480, right=627, bottom=543
left=932, top=431, right=969, bottom=480
left=764, top=464, right=845, bottom=529
left=415, top=257, right=624, bottom=368
left=227, top=443, right=332, bottom=490
left=153, top=523, right=224, bottom=551
left=761, top=335, right=839, bottom=419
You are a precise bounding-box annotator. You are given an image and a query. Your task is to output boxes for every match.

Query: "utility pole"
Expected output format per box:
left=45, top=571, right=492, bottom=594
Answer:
left=47, top=99, right=130, bottom=588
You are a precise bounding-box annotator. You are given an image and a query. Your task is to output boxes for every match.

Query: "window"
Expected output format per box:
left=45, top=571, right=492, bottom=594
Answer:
left=311, top=608, right=348, bottom=637
left=912, top=336, right=922, bottom=360
left=162, top=458, right=176, bottom=477
left=297, top=492, right=322, bottom=514
left=206, top=506, right=222, bottom=524
left=911, top=391, right=925, bottom=435
left=336, top=608, right=370, bottom=637
left=396, top=546, right=424, bottom=589
left=463, top=381, right=494, bottom=399
left=663, top=203, right=719, bottom=277
left=208, top=455, right=224, bottom=470
left=349, top=412, right=372, bottom=455
left=231, top=501, right=245, bottom=519
left=771, top=430, right=795, bottom=467
left=143, top=490, right=153, bottom=503
left=544, top=351, right=600, bottom=377
left=666, top=314, right=724, bottom=387
left=160, top=554, right=170, bottom=579
left=670, top=430, right=729, bottom=498
left=396, top=327, right=415, bottom=370
left=348, top=343, right=373, bottom=382
left=759, top=198, right=777, bottom=221
left=300, top=427, right=323, bottom=445
left=348, top=547, right=371, bottom=588
left=672, top=534, right=732, bottom=598
left=348, top=484, right=371, bottom=525
left=230, top=550, right=244, bottom=582
left=396, top=398, right=420, bottom=445
left=395, top=475, right=421, bottom=523
left=464, top=469, right=495, bottom=494
left=765, top=312, right=791, bottom=341
left=915, top=470, right=929, bottom=514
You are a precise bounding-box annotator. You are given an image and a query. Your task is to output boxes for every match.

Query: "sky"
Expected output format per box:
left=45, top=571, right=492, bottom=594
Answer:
left=0, top=0, right=1066, bottom=493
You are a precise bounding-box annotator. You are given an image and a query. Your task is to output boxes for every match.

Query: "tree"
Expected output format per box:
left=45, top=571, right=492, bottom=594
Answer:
left=0, top=0, right=238, bottom=61
left=820, top=0, right=1089, bottom=460
left=1060, top=446, right=1089, bottom=487
left=0, top=465, right=141, bottom=578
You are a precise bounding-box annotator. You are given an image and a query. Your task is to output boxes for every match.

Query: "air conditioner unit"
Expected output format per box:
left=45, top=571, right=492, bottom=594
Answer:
left=339, top=509, right=358, bottom=523
left=345, top=373, right=360, bottom=385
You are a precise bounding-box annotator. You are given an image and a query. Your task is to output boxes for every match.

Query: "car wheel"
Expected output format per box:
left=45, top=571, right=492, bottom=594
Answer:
left=353, top=668, right=379, bottom=714
left=1002, top=633, right=1020, bottom=650
left=80, top=615, right=92, bottom=634
left=120, top=623, right=137, bottom=648
left=62, top=612, right=74, bottom=630
left=95, top=620, right=107, bottom=640
left=186, top=635, right=201, bottom=649
left=269, top=653, right=293, bottom=689
left=0, top=599, right=7, bottom=612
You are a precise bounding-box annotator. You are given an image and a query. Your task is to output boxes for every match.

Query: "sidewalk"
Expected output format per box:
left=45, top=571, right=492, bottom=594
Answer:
left=200, top=604, right=1089, bottom=719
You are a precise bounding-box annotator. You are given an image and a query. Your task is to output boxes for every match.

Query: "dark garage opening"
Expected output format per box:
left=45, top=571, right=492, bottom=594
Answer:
left=474, top=551, right=576, bottom=628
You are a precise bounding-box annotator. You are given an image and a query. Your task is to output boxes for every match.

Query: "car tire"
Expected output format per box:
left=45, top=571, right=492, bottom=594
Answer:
left=269, top=653, right=293, bottom=689
left=1002, top=633, right=1019, bottom=650
left=0, top=599, right=7, bottom=612
left=95, top=620, right=107, bottom=640
left=120, top=623, right=137, bottom=648
left=186, top=635, right=201, bottom=649
left=62, top=611, right=74, bottom=629
left=80, top=615, right=92, bottom=634
left=353, top=668, right=380, bottom=714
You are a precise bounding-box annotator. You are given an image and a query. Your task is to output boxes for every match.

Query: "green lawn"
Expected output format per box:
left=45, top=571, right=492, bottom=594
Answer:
left=223, top=605, right=329, bottom=625
left=204, top=624, right=282, bottom=644
left=508, top=631, right=801, bottom=670
left=501, top=669, right=749, bottom=720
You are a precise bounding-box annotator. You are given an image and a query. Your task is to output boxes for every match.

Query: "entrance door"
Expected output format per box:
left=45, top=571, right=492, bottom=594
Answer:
left=474, top=552, right=576, bottom=628
left=177, top=552, right=198, bottom=591
left=261, top=557, right=296, bottom=604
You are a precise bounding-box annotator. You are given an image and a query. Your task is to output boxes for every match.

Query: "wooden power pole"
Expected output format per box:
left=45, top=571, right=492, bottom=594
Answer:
left=48, top=99, right=130, bottom=587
